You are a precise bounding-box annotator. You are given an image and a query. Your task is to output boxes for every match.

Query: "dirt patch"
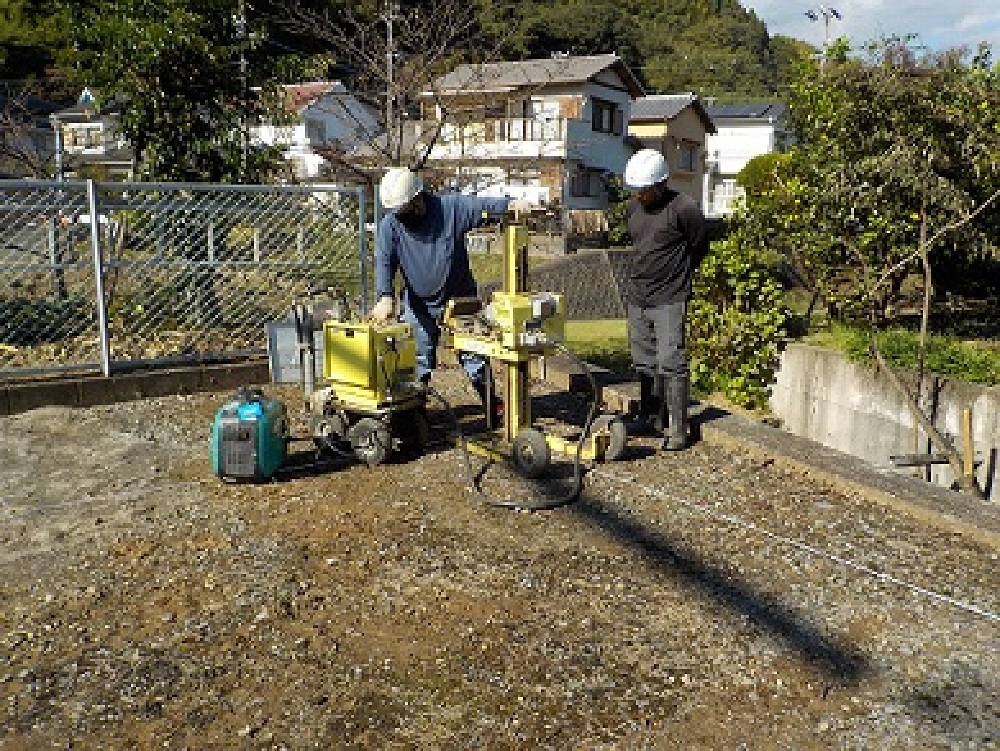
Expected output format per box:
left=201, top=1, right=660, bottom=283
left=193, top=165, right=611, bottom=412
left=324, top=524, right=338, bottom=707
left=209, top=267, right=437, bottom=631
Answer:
left=2, top=368, right=998, bottom=748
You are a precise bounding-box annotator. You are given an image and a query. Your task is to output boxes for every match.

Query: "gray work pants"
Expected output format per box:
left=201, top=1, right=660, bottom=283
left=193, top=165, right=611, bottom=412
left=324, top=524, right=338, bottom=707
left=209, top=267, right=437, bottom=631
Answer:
left=627, top=301, right=688, bottom=379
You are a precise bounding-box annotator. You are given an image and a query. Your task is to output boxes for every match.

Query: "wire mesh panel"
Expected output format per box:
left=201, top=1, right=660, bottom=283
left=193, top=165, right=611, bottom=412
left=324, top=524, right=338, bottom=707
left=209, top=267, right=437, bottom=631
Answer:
left=96, top=182, right=365, bottom=369
left=0, top=180, right=100, bottom=374
left=0, top=180, right=366, bottom=379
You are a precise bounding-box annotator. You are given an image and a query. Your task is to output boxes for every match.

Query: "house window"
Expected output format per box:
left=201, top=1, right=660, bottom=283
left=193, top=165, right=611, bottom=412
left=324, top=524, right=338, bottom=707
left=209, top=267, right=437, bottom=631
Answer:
left=591, top=98, right=622, bottom=135
left=306, top=119, right=326, bottom=144
left=570, top=169, right=602, bottom=197
left=68, top=126, right=103, bottom=151
left=677, top=141, right=699, bottom=172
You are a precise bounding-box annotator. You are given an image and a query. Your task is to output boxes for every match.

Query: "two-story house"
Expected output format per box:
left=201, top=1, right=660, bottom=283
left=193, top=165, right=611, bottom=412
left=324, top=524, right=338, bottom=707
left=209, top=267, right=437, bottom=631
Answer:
left=48, top=88, right=133, bottom=180
left=703, top=101, right=791, bottom=218
left=252, top=81, right=382, bottom=182
left=627, top=93, right=716, bottom=209
left=418, top=54, right=644, bottom=210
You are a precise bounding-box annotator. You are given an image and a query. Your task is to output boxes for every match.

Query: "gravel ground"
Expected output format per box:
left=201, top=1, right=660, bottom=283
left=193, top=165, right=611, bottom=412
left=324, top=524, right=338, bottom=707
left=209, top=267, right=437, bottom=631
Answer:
left=1, top=365, right=998, bottom=749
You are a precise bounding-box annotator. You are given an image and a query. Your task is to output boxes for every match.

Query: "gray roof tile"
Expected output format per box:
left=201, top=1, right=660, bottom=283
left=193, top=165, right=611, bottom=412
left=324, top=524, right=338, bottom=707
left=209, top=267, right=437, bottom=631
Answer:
left=704, top=101, right=788, bottom=121
left=429, top=54, right=643, bottom=96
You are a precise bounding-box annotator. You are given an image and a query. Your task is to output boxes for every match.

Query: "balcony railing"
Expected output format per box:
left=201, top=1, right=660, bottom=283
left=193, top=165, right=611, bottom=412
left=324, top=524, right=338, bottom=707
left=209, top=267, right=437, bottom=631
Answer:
left=421, top=117, right=568, bottom=145
left=418, top=117, right=574, bottom=161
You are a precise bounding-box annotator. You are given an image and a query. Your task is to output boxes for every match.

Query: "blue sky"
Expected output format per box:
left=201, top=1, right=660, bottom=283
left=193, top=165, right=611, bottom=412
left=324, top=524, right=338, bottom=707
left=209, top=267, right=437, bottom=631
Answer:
left=741, top=1, right=1000, bottom=56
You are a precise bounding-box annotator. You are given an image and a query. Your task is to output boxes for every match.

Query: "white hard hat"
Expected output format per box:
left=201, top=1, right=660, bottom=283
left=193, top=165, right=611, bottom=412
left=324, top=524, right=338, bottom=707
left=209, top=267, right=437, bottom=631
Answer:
left=380, top=167, right=424, bottom=212
left=623, top=149, right=670, bottom=190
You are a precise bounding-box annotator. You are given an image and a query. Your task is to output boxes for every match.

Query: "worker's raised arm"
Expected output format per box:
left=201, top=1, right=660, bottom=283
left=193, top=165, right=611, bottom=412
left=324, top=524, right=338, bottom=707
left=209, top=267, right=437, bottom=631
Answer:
left=468, top=196, right=512, bottom=228
left=373, top=216, right=398, bottom=303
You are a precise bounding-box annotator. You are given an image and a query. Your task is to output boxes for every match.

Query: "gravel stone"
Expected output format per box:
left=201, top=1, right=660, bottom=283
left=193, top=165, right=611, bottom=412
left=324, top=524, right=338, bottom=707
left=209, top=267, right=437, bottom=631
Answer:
left=1, top=370, right=997, bottom=748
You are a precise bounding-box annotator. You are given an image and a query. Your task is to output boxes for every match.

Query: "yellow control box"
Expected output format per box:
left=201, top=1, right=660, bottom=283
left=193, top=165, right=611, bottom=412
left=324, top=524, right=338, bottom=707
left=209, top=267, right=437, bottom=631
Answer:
left=323, top=321, right=417, bottom=406
left=490, top=292, right=565, bottom=351
left=448, top=292, right=565, bottom=362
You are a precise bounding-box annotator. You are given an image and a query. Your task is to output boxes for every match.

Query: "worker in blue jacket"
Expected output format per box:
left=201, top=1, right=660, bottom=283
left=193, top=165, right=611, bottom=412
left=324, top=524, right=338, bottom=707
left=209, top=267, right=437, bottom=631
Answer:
left=370, top=167, right=510, bottom=417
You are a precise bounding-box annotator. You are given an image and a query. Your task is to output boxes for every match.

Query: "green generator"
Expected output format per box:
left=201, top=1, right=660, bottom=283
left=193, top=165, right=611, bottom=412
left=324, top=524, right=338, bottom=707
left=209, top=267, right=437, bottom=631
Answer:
left=209, top=386, right=289, bottom=481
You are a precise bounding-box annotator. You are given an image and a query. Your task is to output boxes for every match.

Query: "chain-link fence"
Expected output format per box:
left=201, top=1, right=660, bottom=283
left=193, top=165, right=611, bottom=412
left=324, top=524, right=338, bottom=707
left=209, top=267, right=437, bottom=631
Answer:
left=0, top=180, right=367, bottom=379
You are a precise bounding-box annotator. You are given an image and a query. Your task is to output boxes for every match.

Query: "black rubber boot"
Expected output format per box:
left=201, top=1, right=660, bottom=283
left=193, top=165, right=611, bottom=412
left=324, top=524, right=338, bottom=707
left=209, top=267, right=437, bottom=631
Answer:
left=630, top=373, right=664, bottom=436
left=661, top=375, right=689, bottom=451
left=654, top=373, right=668, bottom=435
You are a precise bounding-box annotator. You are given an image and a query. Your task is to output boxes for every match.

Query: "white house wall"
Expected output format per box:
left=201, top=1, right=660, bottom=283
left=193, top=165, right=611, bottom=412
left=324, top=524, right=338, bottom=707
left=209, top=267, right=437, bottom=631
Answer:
left=706, top=122, right=776, bottom=177
left=303, top=91, right=380, bottom=153
left=253, top=123, right=308, bottom=150
left=576, top=82, right=632, bottom=175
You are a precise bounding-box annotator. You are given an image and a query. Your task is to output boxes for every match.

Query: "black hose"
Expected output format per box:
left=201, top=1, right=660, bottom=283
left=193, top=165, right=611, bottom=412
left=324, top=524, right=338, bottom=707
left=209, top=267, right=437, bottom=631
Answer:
left=427, top=343, right=602, bottom=511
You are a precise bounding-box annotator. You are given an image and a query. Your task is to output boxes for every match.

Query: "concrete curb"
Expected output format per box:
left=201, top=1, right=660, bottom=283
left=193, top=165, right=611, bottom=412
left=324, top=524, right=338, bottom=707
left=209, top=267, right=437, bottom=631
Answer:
left=0, top=360, right=270, bottom=417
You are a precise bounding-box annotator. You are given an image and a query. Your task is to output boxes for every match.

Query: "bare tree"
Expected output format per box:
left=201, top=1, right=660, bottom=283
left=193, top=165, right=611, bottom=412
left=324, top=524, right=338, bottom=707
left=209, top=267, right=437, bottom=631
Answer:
left=277, top=0, right=502, bottom=174
left=853, top=187, right=1000, bottom=499
left=0, top=86, right=59, bottom=178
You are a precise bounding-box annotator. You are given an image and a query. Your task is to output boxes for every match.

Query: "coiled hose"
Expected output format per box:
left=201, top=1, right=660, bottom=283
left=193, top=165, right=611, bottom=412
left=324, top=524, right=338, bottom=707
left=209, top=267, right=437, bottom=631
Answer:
left=428, top=343, right=602, bottom=511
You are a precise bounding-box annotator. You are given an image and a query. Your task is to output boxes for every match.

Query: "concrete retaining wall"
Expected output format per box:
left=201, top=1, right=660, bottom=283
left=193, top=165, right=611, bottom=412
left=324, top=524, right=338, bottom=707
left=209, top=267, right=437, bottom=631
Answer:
left=770, top=343, right=1000, bottom=502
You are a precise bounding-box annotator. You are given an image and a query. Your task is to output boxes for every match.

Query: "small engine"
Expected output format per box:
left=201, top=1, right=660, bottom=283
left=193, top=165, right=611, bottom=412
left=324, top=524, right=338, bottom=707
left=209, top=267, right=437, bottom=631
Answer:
left=209, top=386, right=288, bottom=481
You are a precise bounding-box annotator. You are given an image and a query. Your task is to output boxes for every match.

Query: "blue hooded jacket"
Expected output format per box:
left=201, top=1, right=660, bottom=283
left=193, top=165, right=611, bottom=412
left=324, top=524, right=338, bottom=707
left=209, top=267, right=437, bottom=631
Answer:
left=374, top=193, right=509, bottom=317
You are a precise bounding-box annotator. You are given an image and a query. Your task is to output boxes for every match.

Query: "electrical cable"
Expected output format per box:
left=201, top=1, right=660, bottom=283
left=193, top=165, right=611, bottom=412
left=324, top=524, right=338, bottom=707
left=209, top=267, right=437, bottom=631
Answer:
left=426, top=342, right=603, bottom=511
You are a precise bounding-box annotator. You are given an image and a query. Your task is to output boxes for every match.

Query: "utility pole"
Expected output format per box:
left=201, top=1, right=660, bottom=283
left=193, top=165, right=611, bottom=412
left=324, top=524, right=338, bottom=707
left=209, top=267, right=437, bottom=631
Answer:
left=383, top=1, right=399, bottom=160
left=50, top=114, right=64, bottom=182
left=805, top=5, right=842, bottom=69
left=237, top=0, right=249, bottom=180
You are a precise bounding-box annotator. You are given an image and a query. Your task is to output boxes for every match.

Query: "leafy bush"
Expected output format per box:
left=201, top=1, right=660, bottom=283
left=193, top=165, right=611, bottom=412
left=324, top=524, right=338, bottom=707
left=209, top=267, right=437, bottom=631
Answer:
left=737, top=152, right=790, bottom=198
left=689, top=236, right=789, bottom=409
left=604, top=174, right=631, bottom=247
left=837, top=326, right=1000, bottom=386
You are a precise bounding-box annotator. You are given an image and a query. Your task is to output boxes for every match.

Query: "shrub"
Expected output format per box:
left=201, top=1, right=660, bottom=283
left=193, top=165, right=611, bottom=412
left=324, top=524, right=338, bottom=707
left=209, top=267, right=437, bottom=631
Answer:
left=689, top=236, right=789, bottom=409
left=841, top=327, right=1000, bottom=386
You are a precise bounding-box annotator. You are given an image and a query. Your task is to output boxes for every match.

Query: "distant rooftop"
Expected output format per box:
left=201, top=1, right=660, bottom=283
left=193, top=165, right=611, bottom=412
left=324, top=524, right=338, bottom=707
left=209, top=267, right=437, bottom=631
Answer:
left=282, top=82, right=341, bottom=112
left=705, top=101, right=788, bottom=122
left=428, top=54, right=644, bottom=98
left=631, top=93, right=698, bottom=120
left=630, top=93, right=716, bottom=133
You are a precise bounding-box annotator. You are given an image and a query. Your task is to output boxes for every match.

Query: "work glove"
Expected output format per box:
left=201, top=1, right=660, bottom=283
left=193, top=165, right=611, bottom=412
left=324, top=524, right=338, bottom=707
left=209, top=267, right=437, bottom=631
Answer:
left=368, top=295, right=395, bottom=323
left=508, top=199, right=534, bottom=220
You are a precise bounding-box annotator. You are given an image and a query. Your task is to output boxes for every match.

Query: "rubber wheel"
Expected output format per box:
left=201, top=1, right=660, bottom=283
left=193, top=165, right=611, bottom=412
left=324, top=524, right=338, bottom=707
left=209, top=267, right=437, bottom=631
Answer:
left=512, top=428, right=551, bottom=479
left=591, top=414, right=628, bottom=462
left=348, top=417, right=392, bottom=466
left=311, top=411, right=349, bottom=453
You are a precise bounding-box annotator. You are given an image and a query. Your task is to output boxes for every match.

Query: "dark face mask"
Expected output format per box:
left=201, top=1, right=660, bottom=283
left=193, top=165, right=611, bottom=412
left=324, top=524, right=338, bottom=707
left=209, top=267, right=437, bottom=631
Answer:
left=636, top=183, right=666, bottom=209
left=396, top=193, right=427, bottom=229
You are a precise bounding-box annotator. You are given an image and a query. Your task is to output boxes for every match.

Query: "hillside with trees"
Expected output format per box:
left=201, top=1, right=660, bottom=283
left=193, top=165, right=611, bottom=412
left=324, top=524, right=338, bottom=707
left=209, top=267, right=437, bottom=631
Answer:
left=2, top=0, right=805, bottom=99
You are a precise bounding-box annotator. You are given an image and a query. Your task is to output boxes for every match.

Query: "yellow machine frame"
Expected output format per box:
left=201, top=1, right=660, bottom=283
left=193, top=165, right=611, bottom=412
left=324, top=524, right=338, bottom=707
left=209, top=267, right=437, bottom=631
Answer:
left=445, top=224, right=611, bottom=468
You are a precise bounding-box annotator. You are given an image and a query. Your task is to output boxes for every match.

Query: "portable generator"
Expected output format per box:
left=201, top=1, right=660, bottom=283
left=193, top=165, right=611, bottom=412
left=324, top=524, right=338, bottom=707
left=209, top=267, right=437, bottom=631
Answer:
left=209, top=386, right=289, bottom=481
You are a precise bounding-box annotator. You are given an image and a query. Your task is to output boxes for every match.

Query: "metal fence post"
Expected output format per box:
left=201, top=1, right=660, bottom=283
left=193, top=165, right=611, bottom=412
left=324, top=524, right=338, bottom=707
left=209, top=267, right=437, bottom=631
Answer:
left=87, top=180, right=112, bottom=376
left=46, top=216, right=67, bottom=300
left=358, top=185, right=369, bottom=314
